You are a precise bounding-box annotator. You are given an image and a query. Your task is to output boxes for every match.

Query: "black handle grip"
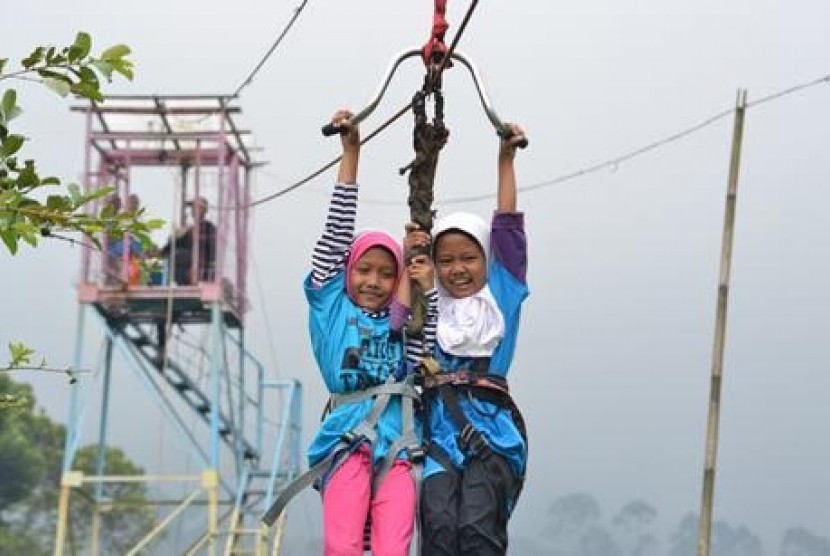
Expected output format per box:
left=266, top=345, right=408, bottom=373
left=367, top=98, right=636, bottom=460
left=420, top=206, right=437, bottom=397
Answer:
left=498, top=128, right=529, bottom=149
left=322, top=123, right=340, bottom=136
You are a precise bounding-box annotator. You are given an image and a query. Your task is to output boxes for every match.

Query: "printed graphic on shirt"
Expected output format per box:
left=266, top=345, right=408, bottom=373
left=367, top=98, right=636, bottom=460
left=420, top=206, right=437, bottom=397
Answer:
left=338, top=318, right=403, bottom=391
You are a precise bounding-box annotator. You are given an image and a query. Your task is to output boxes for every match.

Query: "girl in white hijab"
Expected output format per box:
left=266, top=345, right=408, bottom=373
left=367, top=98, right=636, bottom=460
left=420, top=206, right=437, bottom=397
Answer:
left=420, top=124, right=530, bottom=556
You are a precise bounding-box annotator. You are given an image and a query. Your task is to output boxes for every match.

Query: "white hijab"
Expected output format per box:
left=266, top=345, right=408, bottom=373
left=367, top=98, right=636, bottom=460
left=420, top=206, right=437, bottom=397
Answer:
left=433, top=212, right=505, bottom=357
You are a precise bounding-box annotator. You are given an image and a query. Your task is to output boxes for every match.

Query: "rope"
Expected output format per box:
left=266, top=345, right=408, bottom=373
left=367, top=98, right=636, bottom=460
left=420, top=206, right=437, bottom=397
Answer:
left=227, top=0, right=482, bottom=211
left=232, top=0, right=312, bottom=98
left=401, top=85, right=448, bottom=335
left=235, top=102, right=413, bottom=209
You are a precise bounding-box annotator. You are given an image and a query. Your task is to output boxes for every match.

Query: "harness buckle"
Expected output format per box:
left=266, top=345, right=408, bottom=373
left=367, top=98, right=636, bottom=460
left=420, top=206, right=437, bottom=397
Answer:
left=419, top=356, right=441, bottom=377
left=459, top=424, right=490, bottom=457
left=341, top=431, right=362, bottom=446
left=459, top=423, right=476, bottom=445
left=405, top=445, right=426, bottom=464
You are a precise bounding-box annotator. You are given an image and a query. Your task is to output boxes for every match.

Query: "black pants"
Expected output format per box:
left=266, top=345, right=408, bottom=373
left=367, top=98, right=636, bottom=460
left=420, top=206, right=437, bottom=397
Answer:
left=420, top=453, right=519, bottom=556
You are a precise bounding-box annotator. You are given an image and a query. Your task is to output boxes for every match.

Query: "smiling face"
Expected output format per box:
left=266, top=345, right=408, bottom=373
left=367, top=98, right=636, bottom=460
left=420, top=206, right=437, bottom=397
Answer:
left=347, top=246, right=399, bottom=311
left=434, top=231, right=487, bottom=299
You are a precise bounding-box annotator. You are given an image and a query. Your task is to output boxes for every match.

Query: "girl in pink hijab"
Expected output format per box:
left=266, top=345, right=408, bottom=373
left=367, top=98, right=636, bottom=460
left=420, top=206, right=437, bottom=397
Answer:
left=299, top=110, right=437, bottom=556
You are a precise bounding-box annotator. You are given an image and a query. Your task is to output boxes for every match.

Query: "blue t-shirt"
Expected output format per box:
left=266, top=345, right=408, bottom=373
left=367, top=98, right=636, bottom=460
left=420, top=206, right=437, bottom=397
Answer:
left=424, top=213, right=530, bottom=479
left=304, top=272, right=411, bottom=467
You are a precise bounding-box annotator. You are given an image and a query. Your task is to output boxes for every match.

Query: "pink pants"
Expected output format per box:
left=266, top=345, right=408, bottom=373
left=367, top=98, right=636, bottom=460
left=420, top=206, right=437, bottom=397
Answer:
left=323, top=448, right=415, bottom=556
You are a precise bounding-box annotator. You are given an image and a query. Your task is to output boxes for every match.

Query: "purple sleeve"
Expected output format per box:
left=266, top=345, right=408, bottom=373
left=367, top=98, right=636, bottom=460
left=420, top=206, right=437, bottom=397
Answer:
left=389, top=299, right=411, bottom=331
left=491, top=211, right=527, bottom=283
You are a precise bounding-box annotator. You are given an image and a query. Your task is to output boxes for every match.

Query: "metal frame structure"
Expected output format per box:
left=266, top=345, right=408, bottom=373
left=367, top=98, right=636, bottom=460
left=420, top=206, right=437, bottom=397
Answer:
left=55, top=96, right=302, bottom=555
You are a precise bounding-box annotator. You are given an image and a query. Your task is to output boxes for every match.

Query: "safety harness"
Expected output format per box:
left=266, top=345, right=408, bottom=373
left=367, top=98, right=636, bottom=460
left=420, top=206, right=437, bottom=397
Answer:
left=262, top=374, right=423, bottom=527
left=419, top=357, right=528, bottom=505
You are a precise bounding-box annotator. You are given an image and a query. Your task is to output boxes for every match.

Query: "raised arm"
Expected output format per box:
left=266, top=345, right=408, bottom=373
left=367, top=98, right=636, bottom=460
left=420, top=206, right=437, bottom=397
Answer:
left=336, top=109, right=360, bottom=185
left=493, top=123, right=528, bottom=282
left=311, top=110, right=361, bottom=287
left=496, top=123, right=526, bottom=213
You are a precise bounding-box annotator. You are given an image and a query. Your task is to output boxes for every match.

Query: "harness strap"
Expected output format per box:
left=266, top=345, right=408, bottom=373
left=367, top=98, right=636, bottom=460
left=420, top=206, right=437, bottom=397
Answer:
left=329, top=380, right=418, bottom=409
left=372, top=377, right=423, bottom=494
left=437, top=384, right=493, bottom=458
left=422, top=370, right=510, bottom=395
left=423, top=378, right=529, bottom=513
left=263, top=377, right=394, bottom=527
left=262, top=444, right=352, bottom=526
left=262, top=376, right=422, bottom=528
left=425, top=441, right=457, bottom=477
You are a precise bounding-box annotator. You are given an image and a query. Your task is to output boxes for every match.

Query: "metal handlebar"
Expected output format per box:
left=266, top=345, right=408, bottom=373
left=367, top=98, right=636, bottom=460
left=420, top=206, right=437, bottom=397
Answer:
left=322, top=49, right=422, bottom=136
left=321, top=48, right=527, bottom=148
left=450, top=51, right=528, bottom=148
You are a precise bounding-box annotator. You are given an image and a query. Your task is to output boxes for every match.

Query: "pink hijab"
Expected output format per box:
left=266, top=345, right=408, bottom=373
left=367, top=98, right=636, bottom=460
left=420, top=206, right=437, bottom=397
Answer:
left=345, top=230, right=404, bottom=308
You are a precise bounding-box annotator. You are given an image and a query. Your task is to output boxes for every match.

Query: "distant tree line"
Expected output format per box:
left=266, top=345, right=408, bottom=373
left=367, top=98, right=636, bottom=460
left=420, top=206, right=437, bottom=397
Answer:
left=515, top=491, right=830, bottom=556
left=0, top=374, right=154, bottom=554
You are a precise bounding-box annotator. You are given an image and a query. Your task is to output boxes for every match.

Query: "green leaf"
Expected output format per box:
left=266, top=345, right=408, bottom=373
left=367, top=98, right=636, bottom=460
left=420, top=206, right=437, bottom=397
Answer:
left=80, top=222, right=104, bottom=234
left=0, top=105, right=23, bottom=126
left=21, top=47, right=45, bottom=69
left=41, top=176, right=60, bottom=186
left=46, top=195, right=71, bottom=211
left=15, top=196, right=39, bottom=209
left=37, top=69, right=72, bottom=82
left=100, top=44, right=131, bottom=61
left=0, top=229, right=19, bottom=254
left=0, top=58, right=7, bottom=75
left=79, top=185, right=113, bottom=204
left=14, top=221, right=38, bottom=247
left=90, top=60, right=114, bottom=81
left=2, top=134, right=25, bottom=157
left=131, top=230, right=150, bottom=247
left=42, top=77, right=71, bottom=97
left=4, top=156, right=18, bottom=171
left=100, top=204, right=116, bottom=219
left=68, top=32, right=92, bottom=62
left=70, top=81, right=103, bottom=102
left=16, top=160, right=38, bottom=187
left=1, top=89, right=17, bottom=121
left=8, top=341, right=35, bottom=367
left=67, top=183, right=82, bottom=205
left=110, top=59, right=135, bottom=81
left=145, top=218, right=166, bottom=230
left=77, top=66, right=100, bottom=90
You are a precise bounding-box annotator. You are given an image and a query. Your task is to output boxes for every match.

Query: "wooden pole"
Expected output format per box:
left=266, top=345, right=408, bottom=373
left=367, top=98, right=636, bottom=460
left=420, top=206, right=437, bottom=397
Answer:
left=53, top=482, right=71, bottom=556
left=206, top=469, right=219, bottom=556
left=697, top=89, right=748, bottom=556
left=53, top=472, right=82, bottom=556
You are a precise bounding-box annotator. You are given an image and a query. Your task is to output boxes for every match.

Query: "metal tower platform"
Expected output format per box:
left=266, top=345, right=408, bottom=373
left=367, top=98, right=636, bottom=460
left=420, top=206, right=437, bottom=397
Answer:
left=55, top=95, right=302, bottom=555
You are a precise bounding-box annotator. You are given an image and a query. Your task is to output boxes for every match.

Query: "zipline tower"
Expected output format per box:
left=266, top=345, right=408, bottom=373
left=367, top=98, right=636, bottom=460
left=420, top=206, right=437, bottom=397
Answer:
left=55, top=95, right=302, bottom=555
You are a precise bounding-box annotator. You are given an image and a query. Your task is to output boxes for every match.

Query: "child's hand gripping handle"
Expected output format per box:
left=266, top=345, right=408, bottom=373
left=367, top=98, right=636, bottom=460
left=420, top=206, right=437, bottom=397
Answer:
left=498, top=126, right=529, bottom=149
